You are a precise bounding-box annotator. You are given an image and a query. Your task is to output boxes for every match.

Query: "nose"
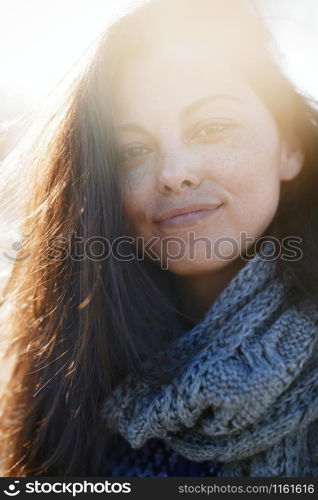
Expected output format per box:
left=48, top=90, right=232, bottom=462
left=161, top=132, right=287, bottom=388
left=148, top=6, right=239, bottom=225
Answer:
left=159, top=176, right=198, bottom=193
left=156, top=151, right=202, bottom=194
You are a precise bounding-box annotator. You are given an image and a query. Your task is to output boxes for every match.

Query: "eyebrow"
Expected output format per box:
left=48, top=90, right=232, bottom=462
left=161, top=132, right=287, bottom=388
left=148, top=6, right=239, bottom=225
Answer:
left=115, top=94, right=243, bottom=133
left=181, top=94, right=244, bottom=120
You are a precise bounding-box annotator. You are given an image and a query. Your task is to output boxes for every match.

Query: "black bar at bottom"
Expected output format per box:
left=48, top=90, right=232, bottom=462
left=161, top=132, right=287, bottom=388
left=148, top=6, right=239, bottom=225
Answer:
left=0, top=477, right=317, bottom=499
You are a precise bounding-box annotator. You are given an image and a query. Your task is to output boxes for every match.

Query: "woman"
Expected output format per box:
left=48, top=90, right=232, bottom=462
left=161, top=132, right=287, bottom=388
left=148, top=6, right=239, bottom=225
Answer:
left=1, top=0, right=318, bottom=477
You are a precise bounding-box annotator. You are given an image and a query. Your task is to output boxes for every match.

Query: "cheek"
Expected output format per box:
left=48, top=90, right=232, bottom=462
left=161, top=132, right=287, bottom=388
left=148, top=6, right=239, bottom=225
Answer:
left=215, top=132, right=282, bottom=235
left=215, top=129, right=281, bottom=182
left=121, top=170, right=153, bottom=234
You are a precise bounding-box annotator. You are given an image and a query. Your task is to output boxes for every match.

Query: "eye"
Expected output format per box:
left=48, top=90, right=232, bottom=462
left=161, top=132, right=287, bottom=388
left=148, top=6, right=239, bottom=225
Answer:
left=117, top=145, right=152, bottom=164
left=191, top=120, right=235, bottom=141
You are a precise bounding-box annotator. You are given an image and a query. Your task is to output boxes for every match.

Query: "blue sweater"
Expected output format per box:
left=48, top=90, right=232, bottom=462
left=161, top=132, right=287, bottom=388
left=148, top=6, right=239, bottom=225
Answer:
left=101, top=436, right=224, bottom=477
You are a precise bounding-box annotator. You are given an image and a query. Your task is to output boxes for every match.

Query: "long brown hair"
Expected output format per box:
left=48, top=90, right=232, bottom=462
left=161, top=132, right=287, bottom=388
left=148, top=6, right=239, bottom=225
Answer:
left=1, top=0, right=318, bottom=476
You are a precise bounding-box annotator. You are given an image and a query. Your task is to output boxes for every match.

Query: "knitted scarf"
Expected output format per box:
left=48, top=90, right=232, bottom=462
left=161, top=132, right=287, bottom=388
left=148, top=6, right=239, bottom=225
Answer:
left=101, top=244, right=318, bottom=477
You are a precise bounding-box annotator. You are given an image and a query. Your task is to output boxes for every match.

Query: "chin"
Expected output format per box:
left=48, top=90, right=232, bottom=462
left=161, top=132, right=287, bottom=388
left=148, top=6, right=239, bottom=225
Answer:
left=164, top=257, right=234, bottom=276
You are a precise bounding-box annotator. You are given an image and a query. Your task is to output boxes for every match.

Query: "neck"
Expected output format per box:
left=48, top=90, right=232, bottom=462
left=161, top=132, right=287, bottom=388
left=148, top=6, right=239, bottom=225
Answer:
left=173, top=254, right=252, bottom=325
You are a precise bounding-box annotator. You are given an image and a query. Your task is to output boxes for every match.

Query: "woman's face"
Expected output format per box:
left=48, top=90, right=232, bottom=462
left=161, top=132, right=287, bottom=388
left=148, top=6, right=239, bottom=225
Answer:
left=112, top=35, right=303, bottom=275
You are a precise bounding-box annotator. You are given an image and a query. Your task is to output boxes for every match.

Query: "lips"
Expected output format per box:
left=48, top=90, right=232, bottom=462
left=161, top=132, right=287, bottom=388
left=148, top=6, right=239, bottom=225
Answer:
left=154, top=202, right=223, bottom=229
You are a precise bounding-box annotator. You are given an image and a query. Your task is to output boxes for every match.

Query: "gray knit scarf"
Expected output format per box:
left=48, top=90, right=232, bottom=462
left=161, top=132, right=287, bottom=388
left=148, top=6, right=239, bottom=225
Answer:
left=101, top=244, right=318, bottom=476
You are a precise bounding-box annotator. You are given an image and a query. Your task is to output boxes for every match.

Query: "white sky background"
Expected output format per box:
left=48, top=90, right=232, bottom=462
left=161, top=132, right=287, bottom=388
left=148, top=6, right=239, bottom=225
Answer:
left=258, top=0, right=318, bottom=99
left=0, top=0, right=317, bottom=125
left=0, top=0, right=145, bottom=123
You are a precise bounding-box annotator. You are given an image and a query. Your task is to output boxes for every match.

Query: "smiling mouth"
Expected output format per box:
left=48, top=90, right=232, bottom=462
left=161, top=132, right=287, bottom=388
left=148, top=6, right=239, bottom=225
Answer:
left=155, top=205, right=223, bottom=229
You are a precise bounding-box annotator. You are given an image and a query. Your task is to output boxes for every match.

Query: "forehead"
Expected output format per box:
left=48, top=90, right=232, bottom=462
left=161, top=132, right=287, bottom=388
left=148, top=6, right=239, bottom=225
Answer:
left=112, top=35, right=261, bottom=121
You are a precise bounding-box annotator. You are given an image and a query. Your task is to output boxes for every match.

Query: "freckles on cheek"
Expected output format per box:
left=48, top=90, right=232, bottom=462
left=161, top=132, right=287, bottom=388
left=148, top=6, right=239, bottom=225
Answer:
left=222, top=135, right=281, bottom=232
left=121, top=172, right=152, bottom=231
left=219, top=133, right=280, bottom=190
left=121, top=168, right=151, bottom=197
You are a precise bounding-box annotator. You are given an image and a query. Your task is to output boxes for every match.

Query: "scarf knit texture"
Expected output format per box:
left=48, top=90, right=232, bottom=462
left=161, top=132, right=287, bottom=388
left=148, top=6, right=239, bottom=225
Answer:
left=101, top=244, right=318, bottom=477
